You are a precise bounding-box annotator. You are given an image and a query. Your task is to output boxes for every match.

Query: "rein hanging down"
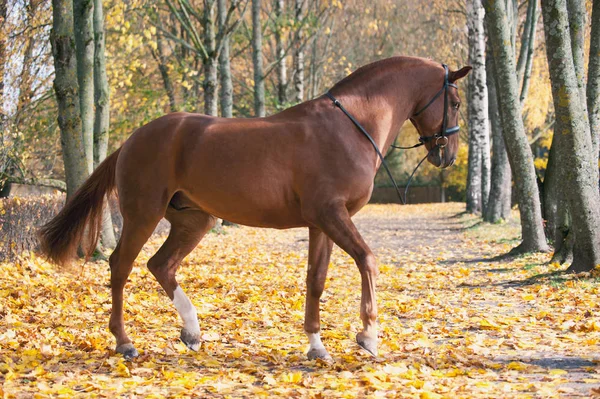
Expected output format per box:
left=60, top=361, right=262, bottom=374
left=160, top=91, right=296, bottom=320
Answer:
left=325, top=63, right=460, bottom=205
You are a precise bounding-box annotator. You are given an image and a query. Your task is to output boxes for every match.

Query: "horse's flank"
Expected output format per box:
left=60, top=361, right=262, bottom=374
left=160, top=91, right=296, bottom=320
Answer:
left=117, top=56, right=438, bottom=229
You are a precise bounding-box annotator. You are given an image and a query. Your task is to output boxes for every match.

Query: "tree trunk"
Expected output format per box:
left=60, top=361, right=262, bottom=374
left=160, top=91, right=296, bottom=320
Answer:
left=93, top=0, right=115, bottom=250
left=274, top=0, right=287, bottom=104
left=16, top=0, right=39, bottom=124
left=588, top=0, right=600, bottom=155
left=0, top=0, right=6, bottom=121
left=153, top=30, right=178, bottom=112
left=203, top=1, right=218, bottom=116
left=293, top=0, right=304, bottom=103
left=519, top=0, right=539, bottom=103
left=252, top=0, right=265, bottom=117
left=51, top=0, right=89, bottom=197
left=466, top=0, right=490, bottom=214
left=541, top=0, right=600, bottom=272
left=484, top=50, right=512, bottom=223
left=218, top=0, right=233, bottom=117
left=73, top=0, right=94, bottom=174
left=484, top=0, right=549, bottom=253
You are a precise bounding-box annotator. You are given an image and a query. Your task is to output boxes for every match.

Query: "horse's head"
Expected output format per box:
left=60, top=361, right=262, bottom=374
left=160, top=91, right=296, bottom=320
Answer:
left=410, top=65, right=471, bottom=168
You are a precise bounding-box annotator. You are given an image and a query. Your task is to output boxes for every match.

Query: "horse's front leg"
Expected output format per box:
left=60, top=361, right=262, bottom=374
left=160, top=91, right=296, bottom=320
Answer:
left=304, top=202, right=379, bottom=357
left=304, top=227, right=334, bottom=362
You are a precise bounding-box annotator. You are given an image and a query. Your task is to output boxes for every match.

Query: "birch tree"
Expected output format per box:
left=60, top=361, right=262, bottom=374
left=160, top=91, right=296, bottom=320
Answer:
left=293, top=0, right=304, bottom=103
left=484, top=0, right=548, bottom=253
left=541, top=0, right=600, bottom=272
left=93, top=0, right=116, bottom=249
left=252, top=0, right=265, bottom=116
left=218, top=0, right=233, bottom=117
left=466, top=0, right=490, bottom=214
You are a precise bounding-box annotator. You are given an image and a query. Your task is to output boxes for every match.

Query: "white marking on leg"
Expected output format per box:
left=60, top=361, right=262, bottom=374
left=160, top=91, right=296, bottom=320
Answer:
left=173, top=286, right=200, bottom=335
left=306, top=332, right=326, bottom=352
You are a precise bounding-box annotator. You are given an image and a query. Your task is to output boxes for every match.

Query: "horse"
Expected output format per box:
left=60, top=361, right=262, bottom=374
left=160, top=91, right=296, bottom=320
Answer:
left=38, top=56, right=471, bottom=362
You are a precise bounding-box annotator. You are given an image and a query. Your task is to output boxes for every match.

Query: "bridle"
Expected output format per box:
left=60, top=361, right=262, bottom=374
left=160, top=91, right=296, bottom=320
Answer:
left=325, top=63, right=460, bottom=205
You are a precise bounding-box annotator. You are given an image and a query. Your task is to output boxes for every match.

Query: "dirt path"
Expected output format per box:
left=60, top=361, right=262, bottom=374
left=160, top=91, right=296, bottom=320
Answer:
left=2, top=203, right=600, bottom=398
left=352, top=203, right=600, bottom=398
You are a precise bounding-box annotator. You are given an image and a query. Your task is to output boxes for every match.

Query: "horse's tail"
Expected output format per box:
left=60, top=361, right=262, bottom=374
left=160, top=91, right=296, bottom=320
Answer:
left=38, top=148, right=122, bottom=266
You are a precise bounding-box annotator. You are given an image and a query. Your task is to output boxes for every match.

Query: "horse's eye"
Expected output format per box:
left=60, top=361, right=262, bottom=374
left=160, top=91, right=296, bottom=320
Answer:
left=453, top=102, right=460, bottom=110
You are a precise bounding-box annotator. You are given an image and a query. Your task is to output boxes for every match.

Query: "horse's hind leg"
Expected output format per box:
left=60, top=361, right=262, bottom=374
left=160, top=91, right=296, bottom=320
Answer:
left=147, top=207, right=216, bottom=351
left=304, top=227, right=334, bottom=362
left=109, top=215, right=161, bottom=359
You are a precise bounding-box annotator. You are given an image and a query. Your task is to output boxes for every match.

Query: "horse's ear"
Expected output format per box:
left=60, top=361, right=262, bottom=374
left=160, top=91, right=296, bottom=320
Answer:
left=449, top=66, right=472, bottom=83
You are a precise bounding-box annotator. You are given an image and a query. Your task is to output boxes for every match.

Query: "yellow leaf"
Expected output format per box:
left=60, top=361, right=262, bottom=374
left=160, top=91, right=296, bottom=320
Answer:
left=420, top=392, right=442, bottom=399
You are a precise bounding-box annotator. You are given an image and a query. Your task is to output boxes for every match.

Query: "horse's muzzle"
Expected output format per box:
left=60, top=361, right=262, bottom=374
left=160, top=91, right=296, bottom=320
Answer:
left=427, top=147, right=455, bottom=169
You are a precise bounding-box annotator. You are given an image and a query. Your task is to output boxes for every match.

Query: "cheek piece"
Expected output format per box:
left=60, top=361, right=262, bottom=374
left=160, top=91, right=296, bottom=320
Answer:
left=325, top=63, right=460, bottom=205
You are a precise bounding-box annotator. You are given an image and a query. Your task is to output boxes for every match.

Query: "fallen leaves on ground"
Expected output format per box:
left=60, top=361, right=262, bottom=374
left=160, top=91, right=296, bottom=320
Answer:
left=1, top=203, right=599, bottom=398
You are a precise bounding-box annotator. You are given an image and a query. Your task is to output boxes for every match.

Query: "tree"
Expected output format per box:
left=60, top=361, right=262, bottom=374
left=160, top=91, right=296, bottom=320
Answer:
left=484, top=50, right=511, bottom=223
left=74, top=0, right=95, bottom=174
left=274, top=0, right=287, bottom=104
left=150, top=20, right=178, bottom=113
left=293, top=0, right=304, bottom=103
left=93, top=0, right=116, bottom=249
left=252, top=0, right=265, bottom=116
left=588, top=0, right=600, bottom=155
left=540, top=0, right=600, bottom=272
left=218, top=0, right=233, bottom=117
left=542, top=0, right=592, bottom=264
left=50, top=0, right=88, bottom=197
left=163, top=0, right=247, bottom=116
left=465, top=0, right=490, bottom=214
left=484, top=0, right=549, bottom=253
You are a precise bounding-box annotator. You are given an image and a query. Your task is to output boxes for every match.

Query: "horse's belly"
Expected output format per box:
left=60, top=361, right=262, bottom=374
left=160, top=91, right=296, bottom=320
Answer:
left=182, top=180, right=306, bottom=229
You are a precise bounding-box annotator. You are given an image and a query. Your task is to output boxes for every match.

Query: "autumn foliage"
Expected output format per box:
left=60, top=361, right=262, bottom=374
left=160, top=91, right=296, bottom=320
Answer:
left=1, top=204, right=600, bottom=397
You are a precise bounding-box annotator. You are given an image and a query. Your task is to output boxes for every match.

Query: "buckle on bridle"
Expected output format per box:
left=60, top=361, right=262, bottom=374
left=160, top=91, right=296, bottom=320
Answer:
left=436, top=136, right=448, bottom=148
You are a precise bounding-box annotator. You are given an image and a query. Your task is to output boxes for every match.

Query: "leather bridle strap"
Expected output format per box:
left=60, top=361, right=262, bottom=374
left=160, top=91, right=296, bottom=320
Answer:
left=325, top=91, right=409, bottom=205
left=324, top=63, right=460, bottom=204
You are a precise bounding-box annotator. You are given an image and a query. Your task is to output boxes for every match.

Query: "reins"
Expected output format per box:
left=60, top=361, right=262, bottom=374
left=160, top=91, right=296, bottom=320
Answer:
left=325, top=63, right=460, bottom=205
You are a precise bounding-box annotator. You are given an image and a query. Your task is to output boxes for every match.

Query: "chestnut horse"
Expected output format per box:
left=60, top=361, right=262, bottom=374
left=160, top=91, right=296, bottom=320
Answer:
left=39, top=56, right=470, bottom=362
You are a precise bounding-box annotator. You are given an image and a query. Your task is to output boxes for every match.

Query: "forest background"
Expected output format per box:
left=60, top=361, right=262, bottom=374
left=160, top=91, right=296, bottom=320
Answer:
left=0, top=0, right=557, bottom=199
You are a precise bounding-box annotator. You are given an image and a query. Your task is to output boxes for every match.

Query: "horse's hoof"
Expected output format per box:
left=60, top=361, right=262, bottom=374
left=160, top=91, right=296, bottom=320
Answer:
left=116, top=343, right=139, bottom=360
left=356, top=332, right=378, bottom=357
left=307, top=347, right=333, bottom=364
left=180, top=329, right=201, bottom=351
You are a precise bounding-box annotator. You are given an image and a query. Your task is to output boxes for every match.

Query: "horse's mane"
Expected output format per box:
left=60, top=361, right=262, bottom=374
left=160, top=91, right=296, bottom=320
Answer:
left=330, top=56, right=436, bottom=93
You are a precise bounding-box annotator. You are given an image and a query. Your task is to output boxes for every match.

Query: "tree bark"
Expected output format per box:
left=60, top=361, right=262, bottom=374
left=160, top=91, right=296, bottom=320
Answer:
left=466, top=0, right=490, bottom=214
left=218, top=0, right=233, bottom=117
left=16, top=0, right=39, bottom=124
left=588, top=0, right=600, bottom=155
left=541, top=0, right=600, bottom=272
left=203, top=1, right=218, bottom=116
left=93, top=0, right=116, bottom=250
left=93, top=0, right=109, bottom=168
left=252, top=0, right=265, bottom=116
left=51, top=0, right=89, bottom=197
left=73, top=0, right=94, bottom=174
left=152, top=30, right=178, bottom=113
left=519, top=0, right=539, bottom=104
left=293, top=0, right=304, bottom=103
left=484, top=50, right=512, bottom=223
left=0, top=0, right=6, bottom=121
left=484, top=0, right=549, bottom=253
left=274, top=0, right=287, bottom=104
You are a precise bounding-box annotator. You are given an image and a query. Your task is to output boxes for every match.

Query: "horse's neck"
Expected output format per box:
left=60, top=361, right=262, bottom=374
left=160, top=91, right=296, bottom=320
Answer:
left=332, top=76, right=417, bottom=156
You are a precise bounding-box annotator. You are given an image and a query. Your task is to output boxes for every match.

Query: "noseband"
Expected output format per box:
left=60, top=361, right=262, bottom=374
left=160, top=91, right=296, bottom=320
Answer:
left=325, top=63, right=459, bottom=205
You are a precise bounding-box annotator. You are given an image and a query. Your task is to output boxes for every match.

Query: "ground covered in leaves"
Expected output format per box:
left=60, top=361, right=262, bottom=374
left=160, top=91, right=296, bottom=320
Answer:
left=2, top=203, right=600, bottom=398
